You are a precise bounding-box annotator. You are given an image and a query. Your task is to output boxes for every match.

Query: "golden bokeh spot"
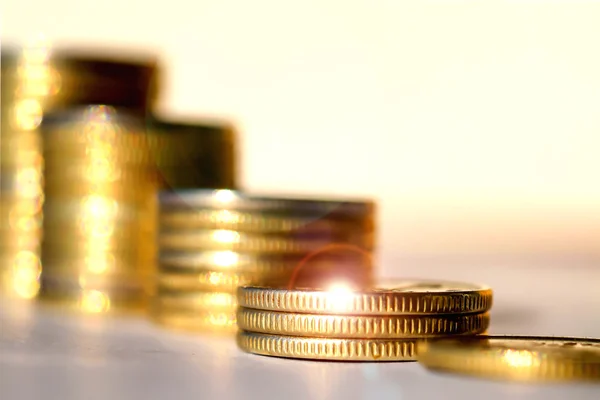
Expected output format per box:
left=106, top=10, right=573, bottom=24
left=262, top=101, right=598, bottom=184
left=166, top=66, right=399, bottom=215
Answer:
left=79, top=290, right=111, bottom=313
left=211, top=251, right=239, bottom=268
left=213, top=189, right=236, bottom=203
left=211, top=229, right=240, bottom=244
left=12, top=99, right=43, bottom=131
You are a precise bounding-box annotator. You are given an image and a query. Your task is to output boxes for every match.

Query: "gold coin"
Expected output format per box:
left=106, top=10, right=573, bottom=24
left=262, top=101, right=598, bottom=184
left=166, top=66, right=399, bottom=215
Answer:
left=159, top=250, right=370, bottom=274
left=40, top=254, right=154, bottom=275
left=156, top=270, right=258, bottom=292
left=151, top=309, right=237, bottom=334
left=417, top=335, right=600, bottom=383
left=159, top=209, right=372, bottom=233
left=159, top=229, right=364, bottom=253
left=158, top=229, right=371, bottom=254
left=159, top=189, right=375, bottom=219
left=237, top=331, right=418, bottom=361
left=237, top=308, right=490, bottom=339
left=153, top=291, right=237, bottom=311
left=237, top=279, right=492, bottom=315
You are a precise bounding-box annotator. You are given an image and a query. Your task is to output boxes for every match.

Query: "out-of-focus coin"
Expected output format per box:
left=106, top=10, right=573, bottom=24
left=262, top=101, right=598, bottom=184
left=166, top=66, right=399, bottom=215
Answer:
left=43, top=198, right=155, bottom=225
left=40, top=254, right=154, bottom=275
left=151, top=308, right=237, bottom=334
left=159, top=209, right=372, bottom=233
left=236, top=308, right=490, bottom=339
left=152, top=291, right=237, bottom=311
left=159, top=189, right=375, bottom=219
left=237, top=331, right=418, bottom=361
left=237, top=280, right=493, bottom=315
left=158, top=250, right=369, bottom=274
left=417, top=335, right=600, bottom=383
left=158, top=229, right=370, bottom=253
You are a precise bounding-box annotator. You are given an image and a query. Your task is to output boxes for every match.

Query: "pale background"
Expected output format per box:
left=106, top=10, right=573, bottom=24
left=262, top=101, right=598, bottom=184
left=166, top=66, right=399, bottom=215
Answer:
left=3, top=0, right=600, bottom=275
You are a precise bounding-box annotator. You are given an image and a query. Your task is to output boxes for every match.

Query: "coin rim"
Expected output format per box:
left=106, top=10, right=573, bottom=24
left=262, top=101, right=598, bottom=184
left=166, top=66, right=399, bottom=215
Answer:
left=417, top=335, right=600, bottom=382
left=236, top=331, right=418, bottom=361
left=237, top=279, right=493, bottom=315
left=237, top=308, right=490, bottom=338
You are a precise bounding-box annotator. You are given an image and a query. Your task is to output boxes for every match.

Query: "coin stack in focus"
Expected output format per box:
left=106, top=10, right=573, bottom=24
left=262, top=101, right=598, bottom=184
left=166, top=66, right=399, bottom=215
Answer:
left=236, top=280, right=493, bottom=361
left=38, top=51, right=160, bottom=313
left=148, top=119, right=237, bottom=190
left=152, top=189, right=376, bottom=333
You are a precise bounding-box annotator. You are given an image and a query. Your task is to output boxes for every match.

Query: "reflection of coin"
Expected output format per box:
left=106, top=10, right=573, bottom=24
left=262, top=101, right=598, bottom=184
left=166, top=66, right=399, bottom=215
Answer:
left=156, top=270, right=259, bottom=292
left=151, top=308, right=237, bottom=334
left=237, top=331, right=418, bottom=361
left=417, top=335, right=600, bottom=383
left=237, top=308, right=489, bottom=338
left=153, top=291, right=237, bottom=311
left=237, top=280, right=492, bottom=315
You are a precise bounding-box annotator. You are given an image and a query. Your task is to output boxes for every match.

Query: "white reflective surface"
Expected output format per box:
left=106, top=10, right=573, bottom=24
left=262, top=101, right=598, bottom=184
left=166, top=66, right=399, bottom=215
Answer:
left=1, top=263, right=599, bottom=400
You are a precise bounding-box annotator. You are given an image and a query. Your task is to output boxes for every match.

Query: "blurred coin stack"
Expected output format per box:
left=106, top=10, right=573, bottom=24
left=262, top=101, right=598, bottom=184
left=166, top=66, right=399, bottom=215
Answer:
left=1, top=45, right=61, bottom=299
left=236, top=280, right=493, bottom=361
left=148, top=119, right=237, bottom=190
left=38, top=51, right=160, bottom=313
left=153, top=189, right=376, bottom=333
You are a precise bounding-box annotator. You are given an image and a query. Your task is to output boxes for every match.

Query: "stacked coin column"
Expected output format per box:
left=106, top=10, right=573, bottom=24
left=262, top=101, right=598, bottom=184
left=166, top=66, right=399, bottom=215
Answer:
left=236, top=281, right=493, bottom=361
left=148, top=119, right=238, bottom=190
left=39, top=54, right=159, bottom=314
left=0, top=48, right=56, bottom=299
left=152, top=189, right=376, bottom=333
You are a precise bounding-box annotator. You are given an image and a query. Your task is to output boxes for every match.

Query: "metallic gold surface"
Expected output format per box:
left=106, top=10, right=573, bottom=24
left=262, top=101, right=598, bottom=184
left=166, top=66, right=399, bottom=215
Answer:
left=159, top=189, right=375, bottom=219
left=159, top=209, right=372, bottom=233
left=417, top=335, right=600, bottom=383
left=158, top=229, right=372, bottom=253
left=148, top=119, right=237, bottom=190
left=1, top=45, right=159, bottom=301
left=237, top=331, right=418, bottom=361
left=236, top=308, right=490, bottom=339
left=237, top=280, right=492, bottom=315
left=159, top=250, right=368, bottom=274
left=39, top=106, right=158, bottom=310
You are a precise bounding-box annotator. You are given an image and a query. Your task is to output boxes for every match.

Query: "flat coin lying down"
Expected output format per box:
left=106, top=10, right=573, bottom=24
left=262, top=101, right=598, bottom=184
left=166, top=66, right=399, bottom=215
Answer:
left=237, top=279, right=493, bottom=315
left=237, top=308, right=490, bottom=339
left=417, top=335, right=600, bottom=383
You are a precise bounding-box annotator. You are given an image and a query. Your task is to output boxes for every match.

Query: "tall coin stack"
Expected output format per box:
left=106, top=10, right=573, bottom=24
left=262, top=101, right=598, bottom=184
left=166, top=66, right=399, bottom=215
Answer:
left=39, top=52, right=160, bottom=314
left=236, top=280, right=493, bottom=361
left=1, top=45, right=61, bottom=299
left=153, top=189, right=376, bottom=333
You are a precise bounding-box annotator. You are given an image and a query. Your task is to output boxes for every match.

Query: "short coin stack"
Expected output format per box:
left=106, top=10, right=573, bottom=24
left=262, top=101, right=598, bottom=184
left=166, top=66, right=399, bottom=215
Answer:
left=148, top=119, right=238, bottom=190
left=236, top=280, right=493, bottom=361
left=153, top=189, right=376, bottom=333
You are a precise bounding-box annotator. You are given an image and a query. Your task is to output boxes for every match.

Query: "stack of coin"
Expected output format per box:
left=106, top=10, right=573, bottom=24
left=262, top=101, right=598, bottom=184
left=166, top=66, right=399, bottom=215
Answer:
left=1, top=45, right=58, bottom=299
left=153, top=189, right=376, bottom=333
left=1, top=45, right=159, bottom=301
left=37, top=51, right=160, bottom=313
left=148, top=118, right=238, bottom=190
left=236, top=280, right=493, bottom=361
